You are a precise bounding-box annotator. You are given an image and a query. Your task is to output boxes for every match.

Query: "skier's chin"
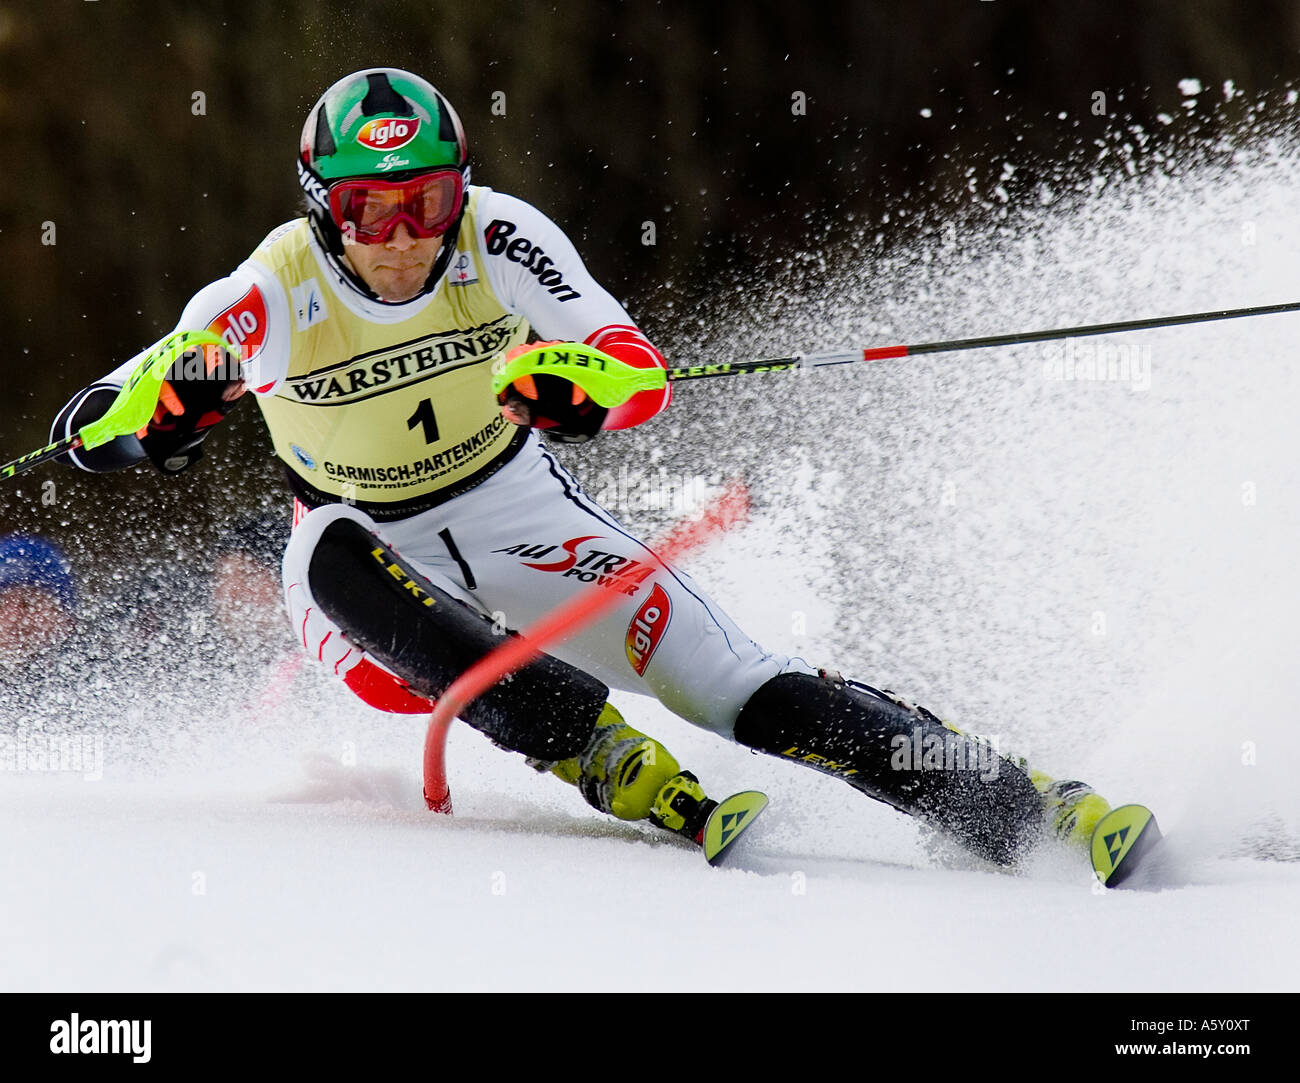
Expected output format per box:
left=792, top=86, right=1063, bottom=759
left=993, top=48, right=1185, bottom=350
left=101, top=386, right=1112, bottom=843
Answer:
left=343, top=239, right=441, bottom=302
left=371, top=266, right=432, bottom=302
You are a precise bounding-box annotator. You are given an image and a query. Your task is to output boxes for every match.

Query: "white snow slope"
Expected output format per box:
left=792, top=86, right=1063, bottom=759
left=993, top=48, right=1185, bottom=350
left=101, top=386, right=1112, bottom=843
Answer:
left=4, top=102, right=1300, bottom=992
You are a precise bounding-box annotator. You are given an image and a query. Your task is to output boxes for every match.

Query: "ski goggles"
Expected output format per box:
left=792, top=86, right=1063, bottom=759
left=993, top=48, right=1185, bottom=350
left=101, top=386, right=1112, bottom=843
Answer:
left=327, top=169, right=465, bottom=244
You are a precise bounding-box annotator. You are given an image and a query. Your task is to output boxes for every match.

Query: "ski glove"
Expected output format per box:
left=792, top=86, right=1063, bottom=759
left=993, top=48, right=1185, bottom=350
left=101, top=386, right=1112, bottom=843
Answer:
left=497, top=340, right=608, bottom=443
left=137, top=349, right=246, bottom=473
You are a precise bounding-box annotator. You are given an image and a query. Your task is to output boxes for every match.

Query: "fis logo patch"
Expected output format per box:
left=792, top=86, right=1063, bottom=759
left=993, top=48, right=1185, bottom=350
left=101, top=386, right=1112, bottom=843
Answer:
left=291, top=278, right=328, bottom=331
left=625, top=583, right=671, bottom=675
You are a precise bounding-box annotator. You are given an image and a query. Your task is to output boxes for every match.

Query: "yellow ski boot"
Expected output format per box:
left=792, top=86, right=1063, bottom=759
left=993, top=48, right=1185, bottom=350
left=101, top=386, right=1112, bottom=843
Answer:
left=542, top=704, right=767, bottom=862
left=1028, top=772, right=1112, bottom=852
left=547, top=704, right=717, bottom=837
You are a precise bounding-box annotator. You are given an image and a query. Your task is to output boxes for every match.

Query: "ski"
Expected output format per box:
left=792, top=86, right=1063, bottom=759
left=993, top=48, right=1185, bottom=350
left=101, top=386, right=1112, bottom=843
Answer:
left=1090, top=803, right=1163, bottom=888
left=701, top=790, right=768, bottom=866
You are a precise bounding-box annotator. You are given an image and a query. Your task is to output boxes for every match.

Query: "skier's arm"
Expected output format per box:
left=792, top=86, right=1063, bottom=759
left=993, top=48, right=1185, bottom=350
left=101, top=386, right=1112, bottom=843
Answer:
left=52, top=262, right=288, bottom=474
left=51, top=361, right=154, bottom=473
left=477, top=191, right=671, bottom=435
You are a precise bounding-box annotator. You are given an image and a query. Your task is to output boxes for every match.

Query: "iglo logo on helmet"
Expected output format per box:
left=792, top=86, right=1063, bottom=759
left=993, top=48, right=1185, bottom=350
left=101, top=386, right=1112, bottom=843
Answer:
left=296, top=68, right=470, bottom=302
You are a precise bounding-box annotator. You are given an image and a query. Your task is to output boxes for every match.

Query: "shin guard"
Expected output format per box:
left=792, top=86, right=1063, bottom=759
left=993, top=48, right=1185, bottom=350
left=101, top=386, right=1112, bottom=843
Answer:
left=307, top=515, right=607, bottom=761
left=733, top=672, right=1042, bottom=865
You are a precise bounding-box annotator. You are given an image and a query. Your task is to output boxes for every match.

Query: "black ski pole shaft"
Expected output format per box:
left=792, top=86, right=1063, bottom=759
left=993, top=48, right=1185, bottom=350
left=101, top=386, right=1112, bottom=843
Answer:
left=665, top=299, right=1300, bottom=383
left=1, top=434, right=82, bottom=480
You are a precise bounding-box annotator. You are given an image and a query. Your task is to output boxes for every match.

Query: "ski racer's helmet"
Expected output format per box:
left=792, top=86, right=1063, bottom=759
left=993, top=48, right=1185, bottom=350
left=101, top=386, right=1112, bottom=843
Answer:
left=297, top=68, right=469, bottom=303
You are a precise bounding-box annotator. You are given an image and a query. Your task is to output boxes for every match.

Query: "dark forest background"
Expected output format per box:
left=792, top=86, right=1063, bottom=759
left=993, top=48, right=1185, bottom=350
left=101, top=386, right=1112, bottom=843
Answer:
left=3, top=0, right=1300, bottom=548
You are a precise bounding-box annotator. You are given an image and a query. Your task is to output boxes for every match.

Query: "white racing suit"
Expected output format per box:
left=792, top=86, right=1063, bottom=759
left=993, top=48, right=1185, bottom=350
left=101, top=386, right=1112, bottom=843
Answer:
left=282, top=435, right=807, bottom=734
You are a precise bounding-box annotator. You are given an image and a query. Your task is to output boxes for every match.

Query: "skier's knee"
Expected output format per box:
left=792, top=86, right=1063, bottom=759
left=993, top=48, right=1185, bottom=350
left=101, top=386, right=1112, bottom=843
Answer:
left=733, top=671, right=917, bottom=790
left=286, top=504, right=608, bottom=760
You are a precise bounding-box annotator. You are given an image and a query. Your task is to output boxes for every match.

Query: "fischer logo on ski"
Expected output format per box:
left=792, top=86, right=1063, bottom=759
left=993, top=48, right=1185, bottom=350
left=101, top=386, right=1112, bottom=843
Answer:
left=1090, top=804, right=1162, bottom=888
left=702, top=791, right=768, bottom=866
left=1103, top=825, right=1130, bottom=866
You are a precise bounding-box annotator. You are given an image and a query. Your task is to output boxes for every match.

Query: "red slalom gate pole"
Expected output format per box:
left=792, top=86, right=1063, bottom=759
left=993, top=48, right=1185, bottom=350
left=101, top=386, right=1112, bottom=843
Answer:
left=423, top=714, right=456, bottom=814
left=422, top=480, right=751, bottom=813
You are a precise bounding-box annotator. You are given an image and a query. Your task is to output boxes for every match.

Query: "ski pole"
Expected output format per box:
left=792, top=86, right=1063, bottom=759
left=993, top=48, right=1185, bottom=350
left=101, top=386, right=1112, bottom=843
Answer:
left=1, top=329, right=231, bottom=480
left=664, top=299, right=1300, bottom=383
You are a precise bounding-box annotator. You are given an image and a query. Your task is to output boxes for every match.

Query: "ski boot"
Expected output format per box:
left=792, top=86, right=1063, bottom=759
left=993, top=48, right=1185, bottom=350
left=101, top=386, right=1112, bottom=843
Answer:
left=535, top=704, right=766, bottom=863
left=540, top=704, right=689, bottom=823
left=924, top=711, right=1162, bottom=884
left=1029, top=773, right=1112, bottom=852
left=651, top=769, right=767, bottom=865
left=647, top=769, right=715, bottom=842
left=963, top=749, right=1162, bottom=886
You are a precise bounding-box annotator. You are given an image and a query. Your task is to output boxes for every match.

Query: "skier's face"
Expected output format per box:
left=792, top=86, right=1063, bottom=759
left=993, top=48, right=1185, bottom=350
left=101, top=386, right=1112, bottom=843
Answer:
left=342, top=221, right=443, bottom=302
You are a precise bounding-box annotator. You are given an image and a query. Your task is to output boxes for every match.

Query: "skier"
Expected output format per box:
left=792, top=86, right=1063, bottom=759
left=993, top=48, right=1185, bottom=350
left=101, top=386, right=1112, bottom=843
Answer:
left=49, top=68, right=1122, bottom=869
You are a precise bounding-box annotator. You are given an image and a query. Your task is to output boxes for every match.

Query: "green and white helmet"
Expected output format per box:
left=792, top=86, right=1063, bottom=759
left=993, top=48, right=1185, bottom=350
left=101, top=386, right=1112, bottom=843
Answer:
left=297, top=68, right=470, bottom=299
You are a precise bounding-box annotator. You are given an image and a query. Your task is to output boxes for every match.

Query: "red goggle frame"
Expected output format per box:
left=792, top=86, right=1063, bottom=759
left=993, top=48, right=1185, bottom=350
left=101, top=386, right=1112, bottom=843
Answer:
left=327, top=170, right=465, bottom=244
